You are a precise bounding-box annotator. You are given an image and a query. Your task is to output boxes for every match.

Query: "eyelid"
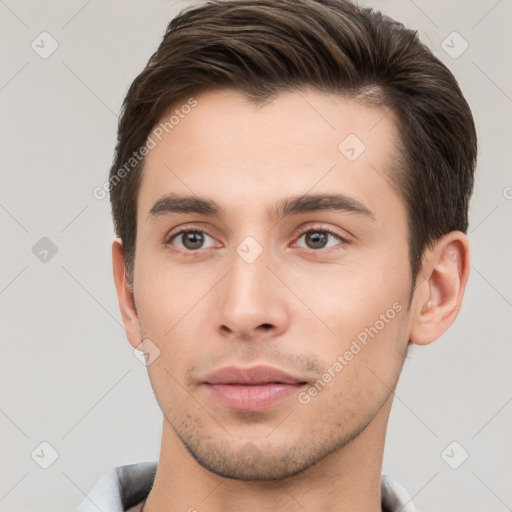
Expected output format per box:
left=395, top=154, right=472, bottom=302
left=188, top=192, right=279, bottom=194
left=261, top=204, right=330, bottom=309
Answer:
left=293, top=224, right=352, bottom=243
left=165, top=223, right=218, bottom=243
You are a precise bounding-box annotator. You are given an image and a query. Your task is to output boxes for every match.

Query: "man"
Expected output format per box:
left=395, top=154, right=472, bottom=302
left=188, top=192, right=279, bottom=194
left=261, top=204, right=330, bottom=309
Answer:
left=77, top=0, right=476, bottom=510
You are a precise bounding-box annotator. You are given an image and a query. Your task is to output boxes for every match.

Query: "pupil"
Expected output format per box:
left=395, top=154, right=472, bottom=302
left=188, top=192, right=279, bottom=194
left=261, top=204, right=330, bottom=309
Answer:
left=306, top=232, right=327, bottom=249
left=184, top=232, right=204, bottom=250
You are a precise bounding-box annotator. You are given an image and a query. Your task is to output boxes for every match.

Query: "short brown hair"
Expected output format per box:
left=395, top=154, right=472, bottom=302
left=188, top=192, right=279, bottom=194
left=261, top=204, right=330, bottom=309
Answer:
left=109, top=0, right=477, bottom=284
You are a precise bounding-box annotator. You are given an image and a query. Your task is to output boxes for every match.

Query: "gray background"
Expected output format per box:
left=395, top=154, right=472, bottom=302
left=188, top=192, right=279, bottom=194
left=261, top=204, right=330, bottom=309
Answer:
left=1, top=1, right=511, bottom=511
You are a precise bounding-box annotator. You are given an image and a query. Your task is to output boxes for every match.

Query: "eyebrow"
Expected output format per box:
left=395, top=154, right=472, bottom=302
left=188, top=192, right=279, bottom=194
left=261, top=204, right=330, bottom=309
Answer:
left=147, top=192, right=375, bottom=222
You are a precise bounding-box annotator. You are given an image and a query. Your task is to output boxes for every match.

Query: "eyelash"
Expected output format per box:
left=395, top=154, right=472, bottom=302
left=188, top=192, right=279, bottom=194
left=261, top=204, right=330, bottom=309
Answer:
left=293, top=225, right=349, bottom=254
left=166, top=225, right=349, bottom=256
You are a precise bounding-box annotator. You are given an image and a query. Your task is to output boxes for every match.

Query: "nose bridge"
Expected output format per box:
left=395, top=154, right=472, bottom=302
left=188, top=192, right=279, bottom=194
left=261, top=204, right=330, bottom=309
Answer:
left=215, top=235, right=288, bottom=336
left=227, top=238, right=272, bottom=311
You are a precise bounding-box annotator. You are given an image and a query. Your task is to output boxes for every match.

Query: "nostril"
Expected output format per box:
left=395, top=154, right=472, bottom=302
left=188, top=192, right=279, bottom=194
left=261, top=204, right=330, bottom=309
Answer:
left=259, top=323, right=273, bottom=330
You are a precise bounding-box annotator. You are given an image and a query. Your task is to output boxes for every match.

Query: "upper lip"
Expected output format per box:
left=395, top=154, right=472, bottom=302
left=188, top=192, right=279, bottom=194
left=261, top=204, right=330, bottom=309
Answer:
left=204, top=365, right=307, bottom=385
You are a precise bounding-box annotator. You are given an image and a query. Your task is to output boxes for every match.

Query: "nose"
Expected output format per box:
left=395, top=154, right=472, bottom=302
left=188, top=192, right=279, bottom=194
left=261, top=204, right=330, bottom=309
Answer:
left=214, top=244, right=290, bottom=341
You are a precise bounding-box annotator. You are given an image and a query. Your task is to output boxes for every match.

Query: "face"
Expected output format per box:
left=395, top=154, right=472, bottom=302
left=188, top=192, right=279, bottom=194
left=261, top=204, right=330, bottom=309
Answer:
left=130, top=89, right=414, bottom=480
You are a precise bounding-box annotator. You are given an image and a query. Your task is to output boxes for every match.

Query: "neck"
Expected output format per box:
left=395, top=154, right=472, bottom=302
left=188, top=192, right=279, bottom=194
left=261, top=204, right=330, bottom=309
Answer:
left=144, top=395, right=392, bottom=512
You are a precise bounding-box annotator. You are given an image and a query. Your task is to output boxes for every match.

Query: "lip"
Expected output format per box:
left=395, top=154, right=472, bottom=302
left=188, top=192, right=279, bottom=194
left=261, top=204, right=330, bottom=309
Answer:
left=204, top=365, right=306, bottom=385
left=203, top=365, right=307, bottom=412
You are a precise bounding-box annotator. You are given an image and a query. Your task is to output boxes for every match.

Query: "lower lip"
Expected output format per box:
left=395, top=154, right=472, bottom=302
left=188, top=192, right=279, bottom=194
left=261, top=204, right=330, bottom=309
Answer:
left=205, top=383, right=305, bottom=411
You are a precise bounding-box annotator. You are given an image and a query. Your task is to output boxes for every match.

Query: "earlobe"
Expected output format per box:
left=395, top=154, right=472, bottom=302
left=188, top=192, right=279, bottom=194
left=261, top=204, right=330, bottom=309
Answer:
left=409, top=232, right=470, bottom=346
left=112, top=238, right=142, bottom=349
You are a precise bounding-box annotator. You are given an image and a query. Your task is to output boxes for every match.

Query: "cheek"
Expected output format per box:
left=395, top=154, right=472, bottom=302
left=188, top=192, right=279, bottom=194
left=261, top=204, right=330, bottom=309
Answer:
left=297, top=300, right=409, bottom=424
left=286, top=256, right=410, bottom=339
left=285, top=258, right=410, bottom=395
left=133, top=256, right=216, bottom=377
left=133, top=248, right=188, bottom=332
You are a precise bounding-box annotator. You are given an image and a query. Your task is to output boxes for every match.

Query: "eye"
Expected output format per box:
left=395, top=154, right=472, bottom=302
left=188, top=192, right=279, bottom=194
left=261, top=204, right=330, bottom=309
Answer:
left=295, top=229, right=345, bottom=250
left=166, top=227, right=347, bottom=254
left=169, top=230, right=217, bottom=251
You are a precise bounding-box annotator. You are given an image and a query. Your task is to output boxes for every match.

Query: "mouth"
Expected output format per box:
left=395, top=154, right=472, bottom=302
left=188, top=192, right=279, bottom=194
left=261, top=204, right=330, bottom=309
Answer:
left=203, top=365, right=308, bottom=411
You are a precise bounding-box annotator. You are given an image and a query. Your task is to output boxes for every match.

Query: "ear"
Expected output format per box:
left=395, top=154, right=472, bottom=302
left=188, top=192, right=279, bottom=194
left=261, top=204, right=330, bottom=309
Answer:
left=112, top=238, right=142, bottom=349
left=409, top=231, right=470, bottom=346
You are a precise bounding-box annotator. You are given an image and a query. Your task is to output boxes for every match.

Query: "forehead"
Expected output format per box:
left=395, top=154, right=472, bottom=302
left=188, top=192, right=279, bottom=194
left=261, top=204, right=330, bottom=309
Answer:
left=137, top=88, right=402, bottom=222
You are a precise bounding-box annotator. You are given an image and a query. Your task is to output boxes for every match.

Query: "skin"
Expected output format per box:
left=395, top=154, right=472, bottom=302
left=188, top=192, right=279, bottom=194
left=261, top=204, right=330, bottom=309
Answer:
left=112, top=89, right=470, bottom=512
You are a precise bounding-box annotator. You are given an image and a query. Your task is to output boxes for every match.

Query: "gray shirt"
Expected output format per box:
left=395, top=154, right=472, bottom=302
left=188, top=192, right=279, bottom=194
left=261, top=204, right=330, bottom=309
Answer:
left=75, top=461, right=415, bottom=512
